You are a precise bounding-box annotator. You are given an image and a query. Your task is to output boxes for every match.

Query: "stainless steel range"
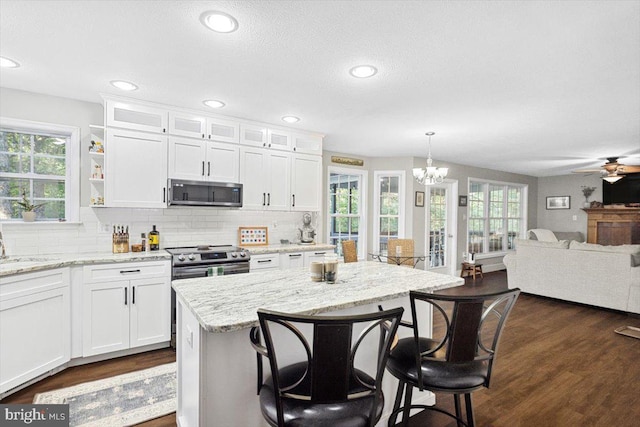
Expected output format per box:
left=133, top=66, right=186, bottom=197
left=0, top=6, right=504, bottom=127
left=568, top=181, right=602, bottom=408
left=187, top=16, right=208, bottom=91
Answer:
left=168, top=245, right=250, bottom=347
left=166, top=245, right=250, bottom=279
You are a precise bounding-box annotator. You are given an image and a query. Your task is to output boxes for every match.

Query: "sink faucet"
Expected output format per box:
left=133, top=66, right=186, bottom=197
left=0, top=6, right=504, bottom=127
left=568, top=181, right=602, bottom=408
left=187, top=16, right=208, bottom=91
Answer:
left=0, top=231, right=6, bottom=259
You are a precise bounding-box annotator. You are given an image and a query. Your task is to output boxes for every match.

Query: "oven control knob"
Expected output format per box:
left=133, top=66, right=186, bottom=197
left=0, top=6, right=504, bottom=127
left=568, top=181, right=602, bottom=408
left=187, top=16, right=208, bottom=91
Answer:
left=178, top=254, right=185, bottom=262
left=188, top=254, right=196, bottom=261
left=230, top=252, right=238, bottom=258
left=239, top=251, right=246, bottom=258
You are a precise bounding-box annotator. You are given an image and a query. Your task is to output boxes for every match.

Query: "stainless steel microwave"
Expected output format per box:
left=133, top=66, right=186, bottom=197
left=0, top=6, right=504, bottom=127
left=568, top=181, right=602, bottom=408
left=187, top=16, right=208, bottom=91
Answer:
left=168, top=179, right=243, bottom=207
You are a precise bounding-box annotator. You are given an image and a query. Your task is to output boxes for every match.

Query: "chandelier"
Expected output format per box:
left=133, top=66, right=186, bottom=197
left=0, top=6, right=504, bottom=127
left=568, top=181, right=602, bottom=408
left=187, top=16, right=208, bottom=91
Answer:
left=413, top=132, right=448, bottom=185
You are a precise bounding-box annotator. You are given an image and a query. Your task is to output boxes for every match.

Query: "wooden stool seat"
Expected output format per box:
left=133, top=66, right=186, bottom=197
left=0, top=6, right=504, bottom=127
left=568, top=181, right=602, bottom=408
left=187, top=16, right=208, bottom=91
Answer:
left=461, top=262, right=483, bottom=281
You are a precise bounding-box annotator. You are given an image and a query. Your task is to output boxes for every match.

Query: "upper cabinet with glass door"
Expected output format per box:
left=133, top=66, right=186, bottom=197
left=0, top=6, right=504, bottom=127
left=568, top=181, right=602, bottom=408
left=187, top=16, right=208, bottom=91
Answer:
left=292, top=132, right=323, bottom=155
left=105, top=100, right=168, bottom=134
left=241, top=125, right=294, bottom=152
left=168, top=112, right=239, bottom=143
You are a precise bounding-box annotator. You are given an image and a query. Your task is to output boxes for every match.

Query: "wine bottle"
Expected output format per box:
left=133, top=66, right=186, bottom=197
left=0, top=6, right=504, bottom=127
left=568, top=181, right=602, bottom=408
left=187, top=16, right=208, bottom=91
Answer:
left=149, top=225, right=160, bottom=251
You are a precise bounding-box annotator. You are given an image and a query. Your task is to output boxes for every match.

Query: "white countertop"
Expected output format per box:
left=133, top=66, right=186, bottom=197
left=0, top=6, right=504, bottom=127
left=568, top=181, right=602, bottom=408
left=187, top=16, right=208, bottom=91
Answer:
left=0, top=251, right=171, bottom=277
left=172, top=261, right=465, bottom=333
left=239, top=243, right=335, bottom=254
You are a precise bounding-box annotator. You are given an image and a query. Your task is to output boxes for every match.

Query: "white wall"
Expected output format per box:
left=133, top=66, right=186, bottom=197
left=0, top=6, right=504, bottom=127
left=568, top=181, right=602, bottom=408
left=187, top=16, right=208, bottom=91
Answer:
left=0, top=88, right=314, bottom=256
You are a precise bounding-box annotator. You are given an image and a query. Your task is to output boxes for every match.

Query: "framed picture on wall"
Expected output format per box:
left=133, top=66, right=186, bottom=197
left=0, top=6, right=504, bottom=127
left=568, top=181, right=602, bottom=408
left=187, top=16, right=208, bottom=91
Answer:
left=546, top=196, right=571, bottom=210
left=458, top=195, right=468, bottom=207
left=415, top=191, right=425, bottom=207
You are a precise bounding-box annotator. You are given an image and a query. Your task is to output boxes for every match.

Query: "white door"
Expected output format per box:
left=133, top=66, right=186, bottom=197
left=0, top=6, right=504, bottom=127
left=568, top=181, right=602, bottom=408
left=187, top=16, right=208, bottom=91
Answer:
left=206, top=141, right=240, bottom=182
left=0, top=286, right=70, bottom=393
left=168, top=137, right=206, bottom=180
left=239, top=147, right=267, bottom=209
left=291, top=153, right=322, bottom=211
left=106, top=128, right=168, bottom=208
left=424, top=181, right=458, bottom=275
left=267, top=151, right=291, bottom=210
left=129, top=277, right=171, bottom=348
left=82, top=280, right=130, bottom=356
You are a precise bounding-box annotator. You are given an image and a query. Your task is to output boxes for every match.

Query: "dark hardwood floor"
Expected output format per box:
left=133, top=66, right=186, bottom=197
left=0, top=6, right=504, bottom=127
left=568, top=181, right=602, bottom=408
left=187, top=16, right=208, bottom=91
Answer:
left=3, top=270, right=639, bottom=426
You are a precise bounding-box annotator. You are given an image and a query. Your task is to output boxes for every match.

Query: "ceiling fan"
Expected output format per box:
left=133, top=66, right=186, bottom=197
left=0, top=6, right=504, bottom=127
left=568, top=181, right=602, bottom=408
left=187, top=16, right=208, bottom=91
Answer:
left=573, top=157, right=640, bottom=183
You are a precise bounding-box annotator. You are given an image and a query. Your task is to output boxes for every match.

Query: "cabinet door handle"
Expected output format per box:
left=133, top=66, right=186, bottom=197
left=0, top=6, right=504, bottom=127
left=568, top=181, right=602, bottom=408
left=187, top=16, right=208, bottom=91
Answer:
left=163, top=187, right=166, bottom=203
left=202, top=161, right=205, bottom=176
left=292, top=194, right=295, bottom=207
left=257, top=259, right=272, bottom=263
left=289, top=254, right=302, bottom=257
left=163, top=128, right=166, bottom=133
left=267, top=193, right=270, bottom=206
left=202, top=133, right=205, bottom=139
left=262, top=193, right=266, bottom=206
left=132, top=286, right=136, bottom=304
left=208, top=161, right=211, bottom=176
left=314, top=252, right=326, bottom=255
left=124, top=287, right=128, bottom=305
left=120, top=269, right=141, bottom=274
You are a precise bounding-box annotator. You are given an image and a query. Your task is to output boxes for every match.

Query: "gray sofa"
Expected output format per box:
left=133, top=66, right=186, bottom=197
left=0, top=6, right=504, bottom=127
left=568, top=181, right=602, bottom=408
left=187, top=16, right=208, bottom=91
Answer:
left=503, top=239, right=640, bottom=314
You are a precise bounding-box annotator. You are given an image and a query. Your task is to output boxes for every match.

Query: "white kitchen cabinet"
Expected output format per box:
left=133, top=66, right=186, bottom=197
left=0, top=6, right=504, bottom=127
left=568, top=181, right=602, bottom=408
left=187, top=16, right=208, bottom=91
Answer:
left=267, top=128, right=292, bottom=151
left=240, top=123, right=268, bottom=147
left=106, top=99, right=168, bottom=134
left=303, top=250, right=330, bottom=267
left=207, top=117, right=240, bottom=143
left=239, top=147, right=290, bottom=210
left=279, top=252, right=304, bottom=269
left=169, top=111, right=207, bottom=139
left=168, top=137, right=239, bottom=182
left=250, top=253, right=280, bottom=271
left=292, top=132, right=323, bottom=155
left=0, top=269, right=70, bottom=394
left=105, top=128, right=168, bottom=208
left=82, top=261, right=171, bottom=357
left=291, top=153, right=322, bottom=211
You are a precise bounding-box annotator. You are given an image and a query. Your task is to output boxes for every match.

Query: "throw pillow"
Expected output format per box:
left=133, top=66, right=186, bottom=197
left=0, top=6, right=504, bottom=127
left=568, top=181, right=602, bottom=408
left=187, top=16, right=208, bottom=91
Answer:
left=528, top=229, right=558, bottom=242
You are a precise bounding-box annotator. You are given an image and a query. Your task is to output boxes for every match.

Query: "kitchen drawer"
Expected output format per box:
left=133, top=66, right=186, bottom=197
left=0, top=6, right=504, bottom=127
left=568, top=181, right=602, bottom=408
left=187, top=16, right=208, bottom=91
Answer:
left=83, top=261, right=170, bottom=283
left=250, top=253, right=279, bottom=271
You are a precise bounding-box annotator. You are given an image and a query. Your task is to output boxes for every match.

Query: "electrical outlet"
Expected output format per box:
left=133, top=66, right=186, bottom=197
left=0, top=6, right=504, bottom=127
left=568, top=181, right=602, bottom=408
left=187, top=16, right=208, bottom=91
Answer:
left=572, top=215, right=577, bottom=221
left=273, top=221, right=278, bottom=228
left=97, top=222, right=111, bottom=233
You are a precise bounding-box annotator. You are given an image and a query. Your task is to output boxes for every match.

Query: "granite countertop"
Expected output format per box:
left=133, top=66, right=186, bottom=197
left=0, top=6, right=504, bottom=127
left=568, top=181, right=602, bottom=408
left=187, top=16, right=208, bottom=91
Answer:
left=240, top=243, right=335, bottom=255
left=172, top=261, right=464, bottom=333
left=0, top=251, right=171, bottom=277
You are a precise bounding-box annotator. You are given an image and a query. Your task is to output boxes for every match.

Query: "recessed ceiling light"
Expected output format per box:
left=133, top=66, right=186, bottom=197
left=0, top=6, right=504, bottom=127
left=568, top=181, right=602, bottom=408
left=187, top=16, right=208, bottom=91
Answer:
left=281, top=116, right=300, bottom=124
left=200, top=11, right=239, bottom=33
left=349, top=65, right=378, bottom=78
left=203, top=99, right=226, bottom=109
left=110, top=80, right=138, bottom=91
left=0, top=56, right=20, bottom=68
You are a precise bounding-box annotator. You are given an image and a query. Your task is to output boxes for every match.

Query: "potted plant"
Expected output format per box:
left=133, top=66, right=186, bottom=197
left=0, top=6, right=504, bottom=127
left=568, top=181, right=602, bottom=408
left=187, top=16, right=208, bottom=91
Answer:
left=16, top=191, right=46, bottom=222
left=581, top=186, right=597, bottom=208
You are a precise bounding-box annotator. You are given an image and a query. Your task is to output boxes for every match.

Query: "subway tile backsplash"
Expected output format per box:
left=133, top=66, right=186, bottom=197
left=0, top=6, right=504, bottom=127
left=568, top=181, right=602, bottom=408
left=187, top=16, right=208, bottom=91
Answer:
left=1, top=207, right=310, bottom=256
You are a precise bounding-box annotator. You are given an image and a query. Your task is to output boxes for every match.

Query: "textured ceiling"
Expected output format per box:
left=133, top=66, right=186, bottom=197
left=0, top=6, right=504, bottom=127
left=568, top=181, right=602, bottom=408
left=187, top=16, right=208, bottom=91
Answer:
left=1, top=0, right=639, bottom=177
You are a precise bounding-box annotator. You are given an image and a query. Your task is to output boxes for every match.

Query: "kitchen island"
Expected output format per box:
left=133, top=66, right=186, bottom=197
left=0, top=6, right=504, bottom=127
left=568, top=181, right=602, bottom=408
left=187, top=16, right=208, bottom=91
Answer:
left=173, top=261, right=464, bottom=427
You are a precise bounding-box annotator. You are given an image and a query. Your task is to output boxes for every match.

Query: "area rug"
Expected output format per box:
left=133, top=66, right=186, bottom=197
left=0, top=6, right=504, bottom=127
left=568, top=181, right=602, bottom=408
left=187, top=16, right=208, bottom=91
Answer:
left=33, top=362, right=176, bottom=427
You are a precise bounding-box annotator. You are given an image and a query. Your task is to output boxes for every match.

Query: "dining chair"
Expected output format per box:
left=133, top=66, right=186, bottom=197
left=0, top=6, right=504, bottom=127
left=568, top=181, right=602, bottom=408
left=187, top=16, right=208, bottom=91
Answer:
left=387, top=239, right=414, bottom=267
left=341, top=240, right=358, bottom=263
left=250, top=306, right=404, bottom=427
left=385, top=288, right=520, bottom=426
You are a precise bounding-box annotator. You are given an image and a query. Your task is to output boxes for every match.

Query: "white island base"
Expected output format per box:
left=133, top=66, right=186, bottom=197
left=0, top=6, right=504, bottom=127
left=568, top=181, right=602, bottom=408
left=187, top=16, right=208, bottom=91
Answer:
left=173, top=262, right=464, bottom=427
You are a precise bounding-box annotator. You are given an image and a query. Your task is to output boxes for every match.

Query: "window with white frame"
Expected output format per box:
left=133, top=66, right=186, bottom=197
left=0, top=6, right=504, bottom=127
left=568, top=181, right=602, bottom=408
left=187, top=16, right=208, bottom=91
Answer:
left=467, top=180, right=526, bottom=255
left=0, top=118, right=79, bottom=221
left=373, top=171, right=405, bottom=254
left=327, top=167, right=367, bottom=259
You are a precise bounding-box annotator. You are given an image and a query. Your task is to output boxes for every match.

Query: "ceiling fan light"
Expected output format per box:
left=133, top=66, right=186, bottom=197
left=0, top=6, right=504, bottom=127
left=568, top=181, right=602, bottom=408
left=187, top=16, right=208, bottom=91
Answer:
left=603, top=175, right=623, bottom=184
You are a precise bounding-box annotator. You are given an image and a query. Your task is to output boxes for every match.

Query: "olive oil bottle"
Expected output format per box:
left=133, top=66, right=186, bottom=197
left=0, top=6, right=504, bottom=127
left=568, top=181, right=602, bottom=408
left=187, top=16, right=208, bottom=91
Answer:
left=149, top=225, right=160, bottom=251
